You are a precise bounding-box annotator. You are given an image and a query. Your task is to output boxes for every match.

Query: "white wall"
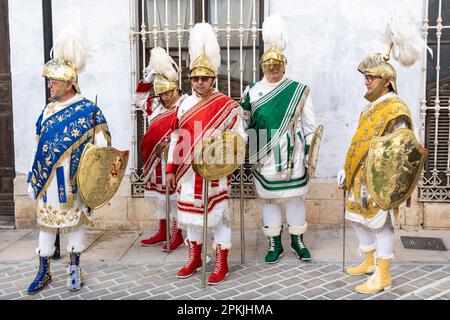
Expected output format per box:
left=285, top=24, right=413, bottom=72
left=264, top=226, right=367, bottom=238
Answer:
left=10, top=0, right=132, bottom=174
left=9, top=0, right=45, bottom=174
left=268, top=0, right=425, bottom=178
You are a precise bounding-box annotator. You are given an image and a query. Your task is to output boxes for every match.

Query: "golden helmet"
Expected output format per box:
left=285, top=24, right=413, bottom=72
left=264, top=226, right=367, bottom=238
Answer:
left=153, top=74, right=178, bottom=95
left=42, top=28, right=90, bottom=95
left=261, top=15, right=287, bottom=73
left=188, top=23, right=220, bottom=79
left=358, top=53, right=397, bottom=94
left=261, top=47, right=287, bottom=73
left=42, top=59, right=81, bottom=93
left=190, top=53, right=217, bottom=78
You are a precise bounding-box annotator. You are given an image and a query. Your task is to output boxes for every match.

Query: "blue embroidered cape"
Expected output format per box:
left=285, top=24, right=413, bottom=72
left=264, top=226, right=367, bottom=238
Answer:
left=30, top=98, right=111, bottom=200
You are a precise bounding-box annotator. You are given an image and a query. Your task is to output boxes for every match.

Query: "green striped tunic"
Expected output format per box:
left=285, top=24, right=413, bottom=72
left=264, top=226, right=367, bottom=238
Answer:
left=240, top=77, right=316, bottom=200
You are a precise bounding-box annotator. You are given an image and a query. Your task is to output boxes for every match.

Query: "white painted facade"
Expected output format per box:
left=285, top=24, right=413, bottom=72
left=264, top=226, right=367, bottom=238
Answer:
left=269, top=0, right=424, bottom=178
left=10, top=0, right=446, bottom=231
left=9, top=0, right=132, bottom=175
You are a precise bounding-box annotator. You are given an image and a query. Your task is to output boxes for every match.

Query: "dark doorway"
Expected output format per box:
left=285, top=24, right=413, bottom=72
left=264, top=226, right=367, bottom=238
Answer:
left=0, top=0, right=15, bottom=226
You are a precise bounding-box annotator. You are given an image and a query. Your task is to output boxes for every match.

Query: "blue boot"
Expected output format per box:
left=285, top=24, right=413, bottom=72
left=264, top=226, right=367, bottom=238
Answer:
left=67, top=251, right=84, bottom=292
left=27, top=256, right=52, bottom=295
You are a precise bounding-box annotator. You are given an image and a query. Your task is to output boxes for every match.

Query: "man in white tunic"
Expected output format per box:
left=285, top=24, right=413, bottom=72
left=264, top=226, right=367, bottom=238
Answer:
left=241, top=16, right=317, bottom=264
left=26, top=29, right=110, bottom=294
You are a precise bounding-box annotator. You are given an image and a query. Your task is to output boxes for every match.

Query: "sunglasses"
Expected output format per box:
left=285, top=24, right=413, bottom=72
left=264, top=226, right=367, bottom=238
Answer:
left=47, top=79, right=65, bottom=86
left=191, top=77, right=213, bottom=83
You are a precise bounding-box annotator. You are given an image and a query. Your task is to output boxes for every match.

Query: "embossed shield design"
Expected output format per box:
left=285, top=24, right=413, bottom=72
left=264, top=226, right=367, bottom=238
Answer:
left=307, top=125, right=324, bottom=179
left=365, top=128, right=428, bottom=211
left=192, top=131, right=246, bottom=181
left=77, top=143, right=129, bottom=209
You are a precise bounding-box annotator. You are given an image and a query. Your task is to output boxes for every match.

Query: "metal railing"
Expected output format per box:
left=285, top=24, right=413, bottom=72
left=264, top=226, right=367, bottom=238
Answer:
left=419, top=0, right=450, bottom=202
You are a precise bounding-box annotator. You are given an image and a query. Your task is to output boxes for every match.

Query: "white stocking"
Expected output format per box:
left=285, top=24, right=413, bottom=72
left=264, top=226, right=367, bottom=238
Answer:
left=353, top=225, right=376, bottom=255
left=37, top=231, right=57, bottom=257
left=375, top=226, right=394, bottom=260
left=186, top=227, right=203, bottom=242
left=286, top=199, right=306, bottom=227
left=67, top=227, right=85, bottom=253
left=213, top=224, right=231, bottom=247
left=262, top=203, right=282, bottom=228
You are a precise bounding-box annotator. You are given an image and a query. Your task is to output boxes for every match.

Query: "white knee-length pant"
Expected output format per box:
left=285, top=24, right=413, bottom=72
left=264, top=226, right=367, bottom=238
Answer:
left=36, top=227, right=85, bottom=257
left=262, top=199, right=306, bottom=228
left=185, top=224, right=231, bottom=247
left=353, top=224, right=394, bottom=260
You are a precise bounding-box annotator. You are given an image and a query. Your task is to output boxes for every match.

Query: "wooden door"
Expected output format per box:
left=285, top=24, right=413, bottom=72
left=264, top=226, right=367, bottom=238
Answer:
left=0, top=0, right=15, bottom=225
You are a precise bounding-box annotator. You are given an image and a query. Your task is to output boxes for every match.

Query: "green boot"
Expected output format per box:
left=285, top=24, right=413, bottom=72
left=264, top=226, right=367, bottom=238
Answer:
left=290, top=224, right=311, bottom=261
left=263, top=226, right=284, bottom=264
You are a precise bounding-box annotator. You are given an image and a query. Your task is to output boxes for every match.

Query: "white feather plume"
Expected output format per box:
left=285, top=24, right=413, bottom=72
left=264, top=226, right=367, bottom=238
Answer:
left=384, top=16, right=432, bottom=67
left=262, top=15, right=287, bottom=51
left=148, top=47, right=179, bottom=81
left=188, top=23, right=220, bottom=72
left=52, top=27, right=91, bottom=73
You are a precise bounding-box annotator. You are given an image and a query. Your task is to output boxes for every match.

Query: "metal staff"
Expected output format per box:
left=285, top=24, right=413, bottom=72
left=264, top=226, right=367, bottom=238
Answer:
left=164, top=139, right=171, bottom=254
left=342, top=187, right=347, bottom=273
left=201, top=179, right=209, bottom=289
left=240, top=164, right=245, bottom=264
left=161, top=138, right=171, bottom=254
left=165, top=183, right=171, bottom=254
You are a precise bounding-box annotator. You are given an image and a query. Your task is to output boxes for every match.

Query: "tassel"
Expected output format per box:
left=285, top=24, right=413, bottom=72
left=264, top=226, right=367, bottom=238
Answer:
left=68, top=194, right=75, bottom=208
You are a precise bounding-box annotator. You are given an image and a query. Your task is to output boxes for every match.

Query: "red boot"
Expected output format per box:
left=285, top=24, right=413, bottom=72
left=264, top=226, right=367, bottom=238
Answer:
left=162, top=220, right=184, bottom=252
left=177, top=240, right=203, bottom=279
left=140, top=219, right=167, bottom=246
left=207, top=244, right=230, bottom=285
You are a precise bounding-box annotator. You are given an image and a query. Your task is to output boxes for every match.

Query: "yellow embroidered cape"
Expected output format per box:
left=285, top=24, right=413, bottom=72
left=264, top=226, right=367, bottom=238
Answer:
left=344, top=98, right=413, bottom=192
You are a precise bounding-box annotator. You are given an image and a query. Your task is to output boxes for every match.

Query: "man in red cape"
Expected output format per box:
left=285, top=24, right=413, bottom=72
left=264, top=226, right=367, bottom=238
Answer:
left=166, top=23, right=246, bottom=285
left=135, top=47, right=187, bottom=252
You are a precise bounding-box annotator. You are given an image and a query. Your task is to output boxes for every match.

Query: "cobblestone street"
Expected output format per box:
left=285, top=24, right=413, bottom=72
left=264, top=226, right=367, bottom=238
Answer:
left=1, top=261, right=450, bottom=300
left=0, top=228, right=449, bottom=300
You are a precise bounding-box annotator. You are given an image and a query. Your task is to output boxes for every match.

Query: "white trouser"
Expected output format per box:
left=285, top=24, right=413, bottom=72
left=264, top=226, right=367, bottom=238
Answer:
left=155, top=199, right=178, bottom=220
left=262, top=199, right=307, bottom=231
left=353, top=224, right=394, bottom=260
left=186, top=224, right=231, bottom=248
left=36, top=227, right=86, bottom=257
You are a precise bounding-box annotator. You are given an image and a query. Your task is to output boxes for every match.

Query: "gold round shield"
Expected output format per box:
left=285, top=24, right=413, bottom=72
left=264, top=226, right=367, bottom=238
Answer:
left=192, top=131, right=246, bottom=181
left=307, top=125, right=324, bottom=179
left=364, top=128, right=427, bottom=211
left=77, top=143, right=129, bottom=209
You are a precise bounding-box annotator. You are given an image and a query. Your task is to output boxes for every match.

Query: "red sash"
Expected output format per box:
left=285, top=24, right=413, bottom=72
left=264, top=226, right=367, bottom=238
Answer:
left=140, top=108, right=178, bottom=181
left=174, top=92, right=241, bottom=184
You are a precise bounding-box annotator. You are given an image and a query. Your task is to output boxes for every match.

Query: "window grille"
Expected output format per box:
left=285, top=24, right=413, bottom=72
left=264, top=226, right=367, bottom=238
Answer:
left=129, top=0, right=264, bottom=198
left=419, top=0, right=450, bottom=202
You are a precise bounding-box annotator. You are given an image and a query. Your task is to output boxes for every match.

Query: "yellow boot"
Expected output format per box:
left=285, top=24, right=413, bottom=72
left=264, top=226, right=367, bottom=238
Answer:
left=355, top=258, right=392, bottom=294
left=346, top=250, right=375, bottom=276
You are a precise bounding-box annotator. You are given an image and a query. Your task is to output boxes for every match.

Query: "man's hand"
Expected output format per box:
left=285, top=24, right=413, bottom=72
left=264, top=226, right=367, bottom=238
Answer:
left=337, top=169, right=346, bottom=188
left=166, top=173, right=176, bottom=192
left=144, top=65, right=157, bottom=84
left=27, top=183, right=35, bottom=201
